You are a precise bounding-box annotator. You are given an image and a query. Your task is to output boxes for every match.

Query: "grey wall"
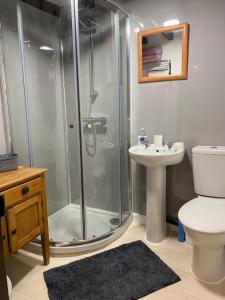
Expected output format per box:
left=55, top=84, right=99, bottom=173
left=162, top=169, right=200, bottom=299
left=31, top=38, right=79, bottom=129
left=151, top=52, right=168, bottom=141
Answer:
left=124, top=0, right=225, bottom=217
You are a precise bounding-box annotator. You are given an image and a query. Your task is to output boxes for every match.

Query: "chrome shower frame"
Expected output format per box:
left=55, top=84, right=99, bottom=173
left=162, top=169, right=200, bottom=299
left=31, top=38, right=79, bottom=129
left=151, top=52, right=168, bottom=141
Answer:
left=46, top=0, right=133, bottom=250
left=44, top=0, right=133, bottom=252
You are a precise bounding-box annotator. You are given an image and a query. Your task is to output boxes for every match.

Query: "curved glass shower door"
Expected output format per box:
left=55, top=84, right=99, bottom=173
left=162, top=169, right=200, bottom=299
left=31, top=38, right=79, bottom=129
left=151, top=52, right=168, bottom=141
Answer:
left=77, top=1, right=131, bottom=239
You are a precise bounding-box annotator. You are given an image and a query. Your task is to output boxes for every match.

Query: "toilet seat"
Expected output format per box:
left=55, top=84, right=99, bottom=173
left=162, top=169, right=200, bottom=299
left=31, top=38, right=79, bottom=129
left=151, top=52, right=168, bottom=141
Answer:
left=178, top=196, right=225, bottom=234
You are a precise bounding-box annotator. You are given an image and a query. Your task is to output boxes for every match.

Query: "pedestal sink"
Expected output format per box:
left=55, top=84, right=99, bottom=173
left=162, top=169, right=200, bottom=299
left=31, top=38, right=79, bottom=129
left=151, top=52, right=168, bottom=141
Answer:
left=129, top=142, right=185, bottom=243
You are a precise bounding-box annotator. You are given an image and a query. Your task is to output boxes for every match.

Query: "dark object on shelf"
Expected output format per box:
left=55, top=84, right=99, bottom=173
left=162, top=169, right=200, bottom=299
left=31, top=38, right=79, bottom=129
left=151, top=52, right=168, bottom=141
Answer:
left=0, top=154, right=18, bottom=173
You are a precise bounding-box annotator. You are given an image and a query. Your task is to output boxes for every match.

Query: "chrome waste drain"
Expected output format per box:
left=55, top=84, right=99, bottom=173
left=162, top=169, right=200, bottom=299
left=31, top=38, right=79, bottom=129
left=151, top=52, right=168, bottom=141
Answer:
left=110, top=218, right=120, bottom=225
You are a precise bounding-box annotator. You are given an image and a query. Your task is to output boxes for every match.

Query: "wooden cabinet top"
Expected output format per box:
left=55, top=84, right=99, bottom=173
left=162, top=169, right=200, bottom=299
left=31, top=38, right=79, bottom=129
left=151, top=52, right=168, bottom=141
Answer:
left=0, top=167, right=47, bottom=192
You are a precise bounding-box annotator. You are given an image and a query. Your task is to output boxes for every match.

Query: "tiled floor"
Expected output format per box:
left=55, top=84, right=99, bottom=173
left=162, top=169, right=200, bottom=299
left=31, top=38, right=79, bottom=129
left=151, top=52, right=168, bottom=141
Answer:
left=6, top=223, right=225, bottom=300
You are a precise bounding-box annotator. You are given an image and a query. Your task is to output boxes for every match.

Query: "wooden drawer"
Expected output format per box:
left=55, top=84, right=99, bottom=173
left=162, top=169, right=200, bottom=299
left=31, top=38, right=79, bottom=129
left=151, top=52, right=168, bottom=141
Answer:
left=7, top=195, right=43, bottom=253
left=0, top=217, right=9, bottom=257
left=2, top=177, right=42, bottom=209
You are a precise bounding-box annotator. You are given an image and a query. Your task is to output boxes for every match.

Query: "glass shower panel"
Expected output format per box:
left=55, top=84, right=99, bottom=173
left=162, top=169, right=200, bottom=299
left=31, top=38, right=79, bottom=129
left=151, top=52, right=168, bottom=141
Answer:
left=78, top=2, right=121, bottom=239
left=18, top=0, right=82, bottom=242
left=119, top=11, right=131, bottom=221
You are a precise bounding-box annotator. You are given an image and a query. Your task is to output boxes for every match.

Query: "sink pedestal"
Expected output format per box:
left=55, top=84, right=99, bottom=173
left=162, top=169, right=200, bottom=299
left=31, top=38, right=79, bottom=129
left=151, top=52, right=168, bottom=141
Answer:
left=129, top=142, right=185, bottom=244
left=146, top=166, right=166, bottom=243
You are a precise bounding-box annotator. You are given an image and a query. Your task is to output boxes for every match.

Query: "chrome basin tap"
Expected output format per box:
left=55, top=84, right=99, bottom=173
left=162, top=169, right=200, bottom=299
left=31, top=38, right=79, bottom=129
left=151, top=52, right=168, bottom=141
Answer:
left=144, top=139, right=150, bottom=148
left=168, top=138, right=175, bottom=149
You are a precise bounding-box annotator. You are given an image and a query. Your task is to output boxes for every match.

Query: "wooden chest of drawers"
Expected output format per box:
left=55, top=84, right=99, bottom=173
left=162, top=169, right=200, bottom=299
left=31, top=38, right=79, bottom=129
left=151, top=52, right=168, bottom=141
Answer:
left=0, top=167, right=50, bottom=264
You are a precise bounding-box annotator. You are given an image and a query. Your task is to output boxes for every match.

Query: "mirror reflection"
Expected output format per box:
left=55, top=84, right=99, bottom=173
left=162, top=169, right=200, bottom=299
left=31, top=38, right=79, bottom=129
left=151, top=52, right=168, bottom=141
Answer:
left=138, top=23, right=189, bottom=83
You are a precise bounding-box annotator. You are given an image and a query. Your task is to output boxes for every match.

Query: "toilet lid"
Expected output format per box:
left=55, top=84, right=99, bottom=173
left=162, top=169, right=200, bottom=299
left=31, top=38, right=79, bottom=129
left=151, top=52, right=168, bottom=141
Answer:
left=178, top=197, right=225, bottom=234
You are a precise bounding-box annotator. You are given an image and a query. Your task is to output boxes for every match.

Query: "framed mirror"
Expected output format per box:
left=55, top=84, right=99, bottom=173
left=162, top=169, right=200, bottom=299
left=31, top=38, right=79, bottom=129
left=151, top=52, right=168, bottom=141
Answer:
left=138, top=23, right=189, bottom=83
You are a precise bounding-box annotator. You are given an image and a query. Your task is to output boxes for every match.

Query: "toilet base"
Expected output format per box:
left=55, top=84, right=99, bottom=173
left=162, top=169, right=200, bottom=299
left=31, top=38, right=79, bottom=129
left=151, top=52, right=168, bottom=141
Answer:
left=190, top=266, right=225, bottom=285
left=191, top=244, right=225, bottom=284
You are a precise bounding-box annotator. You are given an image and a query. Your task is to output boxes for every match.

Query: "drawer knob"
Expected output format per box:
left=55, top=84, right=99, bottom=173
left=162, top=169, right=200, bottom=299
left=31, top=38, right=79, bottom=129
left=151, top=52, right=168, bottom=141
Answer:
left=22, top=186, right=29, bottom=195
left=11, top=229, right=17, bottom=235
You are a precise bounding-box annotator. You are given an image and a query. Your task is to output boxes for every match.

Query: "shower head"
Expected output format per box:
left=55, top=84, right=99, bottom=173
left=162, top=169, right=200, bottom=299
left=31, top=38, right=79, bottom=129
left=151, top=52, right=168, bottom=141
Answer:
left=78, top=0, right=107, bottom=35
left=79, top=18, right=98, bottom=34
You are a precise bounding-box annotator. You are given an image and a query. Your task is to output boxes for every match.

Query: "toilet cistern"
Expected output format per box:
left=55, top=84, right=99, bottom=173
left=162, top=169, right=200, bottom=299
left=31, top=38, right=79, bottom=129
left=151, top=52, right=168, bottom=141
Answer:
left=129, top=141, right=185, bottom=243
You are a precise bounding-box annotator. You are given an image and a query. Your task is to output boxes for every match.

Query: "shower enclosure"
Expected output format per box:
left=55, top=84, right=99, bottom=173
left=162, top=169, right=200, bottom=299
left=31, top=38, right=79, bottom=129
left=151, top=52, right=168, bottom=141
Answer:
left=0, top=0, right=131, bottom=252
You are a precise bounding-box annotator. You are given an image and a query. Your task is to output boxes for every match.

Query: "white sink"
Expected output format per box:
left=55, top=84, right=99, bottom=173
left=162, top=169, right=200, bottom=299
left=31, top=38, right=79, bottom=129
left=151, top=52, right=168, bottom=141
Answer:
left=129, top=142, right=185, bottom=167
left=129, top=142, right=185, bottom=243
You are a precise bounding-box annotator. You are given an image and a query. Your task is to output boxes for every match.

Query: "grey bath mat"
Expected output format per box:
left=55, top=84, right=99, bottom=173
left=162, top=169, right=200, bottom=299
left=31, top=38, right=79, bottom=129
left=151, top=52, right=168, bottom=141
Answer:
left=44, top=240, right=180, bottom=300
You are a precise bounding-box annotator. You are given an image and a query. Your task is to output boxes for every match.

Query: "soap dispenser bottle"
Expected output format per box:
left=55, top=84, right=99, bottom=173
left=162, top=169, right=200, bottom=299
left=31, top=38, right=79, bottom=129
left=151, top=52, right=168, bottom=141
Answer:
left=138, top=128, right=147, bottom=145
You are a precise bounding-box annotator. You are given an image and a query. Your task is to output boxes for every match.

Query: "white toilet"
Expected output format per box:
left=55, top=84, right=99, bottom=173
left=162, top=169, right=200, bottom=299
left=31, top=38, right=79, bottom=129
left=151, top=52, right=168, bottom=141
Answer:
left=178, top=146, right=225, bottom=284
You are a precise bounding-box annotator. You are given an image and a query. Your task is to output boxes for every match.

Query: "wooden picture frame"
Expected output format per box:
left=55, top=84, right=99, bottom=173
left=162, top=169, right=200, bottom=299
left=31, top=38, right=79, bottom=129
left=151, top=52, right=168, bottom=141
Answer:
left=138, top=23, right=189, bottom=83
